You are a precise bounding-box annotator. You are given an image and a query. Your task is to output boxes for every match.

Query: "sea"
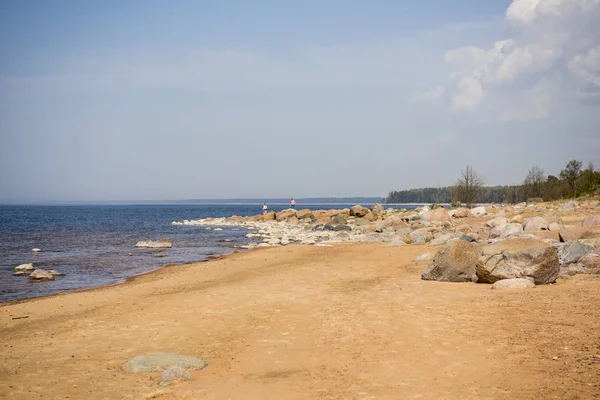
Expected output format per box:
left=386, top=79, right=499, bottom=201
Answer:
left=0, top=203, right=418, bottom=302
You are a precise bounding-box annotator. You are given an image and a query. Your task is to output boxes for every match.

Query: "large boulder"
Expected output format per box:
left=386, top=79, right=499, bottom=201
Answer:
left=559, top=201, right=576, bottom=212
left=275, top=209, right=297, bottom=222
left=511, top=215, right=525, bottom=224
left=524, top=217, right=549, bottom=232
left=429, top=208, right=451, bottom=224
left=421, top=241, right=481, bottom=282
left=410, top=227, right=435, bottom=244
left=135, top=239, right=172, bottom=248
left=28, top=269, right=55, bottom=281
left=260, top=211, right=276, bottom=221
left=490, top=223, right=524, bottom=239
left=122, top=353, right=207, bottom=373
left=558, top=241, right=595, bottom=265
left=476, top=239, right=560, bottom=284
left=559, top=227, right=593, bottom=243
left=349, top=205, right=369, bottom=218
left=491, top=278, right=535, bottom=290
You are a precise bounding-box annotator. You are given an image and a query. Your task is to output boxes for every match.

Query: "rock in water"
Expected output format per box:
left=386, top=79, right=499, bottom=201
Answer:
left=421, top=241, right=480, bottom=282
left=476, top=239, right=559, bottom=284
left=158, top=365, right=192, bottom=386
left=28, top=269, right=55, bottom=281
left=135, top=239, right=172, bottom=248
left=122, top=353, right=207, bottom=373
left=31, top=248, right=42, bottom=252
left=492, top=278, right=535, bottom=290
left=13, top=263, right=35, bottom=276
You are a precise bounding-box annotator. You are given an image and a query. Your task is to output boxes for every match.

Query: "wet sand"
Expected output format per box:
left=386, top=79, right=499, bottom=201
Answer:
left=1, top=243, right=599, bottom=399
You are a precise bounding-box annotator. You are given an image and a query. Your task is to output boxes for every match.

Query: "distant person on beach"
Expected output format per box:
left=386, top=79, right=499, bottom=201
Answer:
left=290, top=198, right=295, bottom=208
left=262, top=203, right=268, bottom=214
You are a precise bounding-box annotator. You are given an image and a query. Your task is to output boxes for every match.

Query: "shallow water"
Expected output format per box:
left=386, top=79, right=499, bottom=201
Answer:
left=0, top=203, right=416, bottom=302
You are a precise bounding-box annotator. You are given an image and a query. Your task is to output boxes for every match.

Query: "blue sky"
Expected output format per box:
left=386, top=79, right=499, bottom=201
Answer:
left=1, top=0, right=599, bottom=202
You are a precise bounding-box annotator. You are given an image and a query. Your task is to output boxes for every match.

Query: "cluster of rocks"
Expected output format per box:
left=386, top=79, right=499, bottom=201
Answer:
left=12, top=263, right=63, bottom=281
left=171, top=200, right=600, bottom=288
left=122, top=353, right=207, bottom=386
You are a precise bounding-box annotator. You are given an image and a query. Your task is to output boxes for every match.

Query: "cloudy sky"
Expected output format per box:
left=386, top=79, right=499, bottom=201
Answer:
left=1, top=0, right=599, bottom=203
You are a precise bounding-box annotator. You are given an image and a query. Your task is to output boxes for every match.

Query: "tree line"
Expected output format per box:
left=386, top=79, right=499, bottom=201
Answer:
left=385, top=160, right=600, bottom=205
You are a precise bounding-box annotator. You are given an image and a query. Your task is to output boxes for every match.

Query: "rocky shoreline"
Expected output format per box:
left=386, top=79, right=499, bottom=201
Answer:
left=173, top=200, right=600, bottom=286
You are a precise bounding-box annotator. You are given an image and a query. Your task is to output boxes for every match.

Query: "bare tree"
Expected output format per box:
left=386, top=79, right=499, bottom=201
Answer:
left=454, top=165, right=485, bottom=208
left=522, top=166, right=546, bottom=200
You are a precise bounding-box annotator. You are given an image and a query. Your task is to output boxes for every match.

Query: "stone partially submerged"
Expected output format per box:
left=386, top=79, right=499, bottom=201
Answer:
left=135, top=239, right=172, bottom=248
left=122, top=353, right=207, bottom=373
left=476, top=239, right=560, bottom=284
left=421, top=240, right=481, bottom=282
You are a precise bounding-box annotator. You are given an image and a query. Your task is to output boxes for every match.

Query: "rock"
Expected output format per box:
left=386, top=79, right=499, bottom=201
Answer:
left=332, top=214, right=346, bottom=225
left=410, top=228, right=434, bottom=244
left=387, top=237, right=407, bottom=247
left=349, top=205, right=369, bottom=218
left=548, top=222, right=561, bottom=231
left=558, top=241, right=595, bottom=265
left=414, top=252, right=434, bottom=262
left=296, top=209, right=315, bottom=221
left=511, top=215, right=524, bottom=224
left=154, top=253, right=168, bottom=257
left=13, top=263, right=34, bottom=274
left=371, top=203, right=385, bottom=215
left=581, top=216, right=600, bottom=227
left=429, top=233, right=454, bottom=246
left=363, top=211, right=378, bottom=222
left=28, top=269, right=55, bottom=281
left=452, top=208, right=469, bottom=218
left=476, top=239, right=559, bottom=284
left=47, top=269, right=64, bottom=276
left=469, top=207, right=486, bottom=217
left=333, top=224, right=351, bottom=232
left=275, top=209, right=297, bottom=222
left=559, top=201, right=576, bottom=212
left=135, top=239, right=172, bottom=249
left=429, top=208, right=451, bottom=224
left=353, top=218, right=370, bottom=227
left=158, top=365, right=192, bottom=386
left=261, top=211, right=276, bottom=221
left=31, top=248, right=42, bottom=252
left=491, top=278, right=535, bottom=290
left=499, top=223, right=524, bottom=239
left=421, top=241, right=480, bottom=282
left=524, top=217, right=549, bottom=232
left=579, top=253, right=600, bottom=269
left=122, top=353, right=207, bottom=373
left=460, top=234, right=477, bottom=243
left=559, top=227, right=593, bottom=243
left=486, top=217, right=509, bottom=228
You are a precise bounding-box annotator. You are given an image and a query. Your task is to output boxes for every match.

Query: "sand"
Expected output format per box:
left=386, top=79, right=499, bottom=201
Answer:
left=1, top=243, right=599, bottom=399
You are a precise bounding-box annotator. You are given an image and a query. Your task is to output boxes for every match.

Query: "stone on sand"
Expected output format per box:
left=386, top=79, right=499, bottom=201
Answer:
left=122, top=353, right=207, bottom=373
left=491, top=278, right=535, bottom=290
left=421, top=241, right=480, bottom=283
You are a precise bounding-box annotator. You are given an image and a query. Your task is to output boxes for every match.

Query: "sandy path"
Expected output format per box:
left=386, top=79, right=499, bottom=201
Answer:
left=1, top=244, right=599, bottom=399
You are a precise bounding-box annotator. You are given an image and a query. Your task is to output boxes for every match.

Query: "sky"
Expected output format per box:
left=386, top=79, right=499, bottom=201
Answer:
left=1, top=0, right=599, bottom=203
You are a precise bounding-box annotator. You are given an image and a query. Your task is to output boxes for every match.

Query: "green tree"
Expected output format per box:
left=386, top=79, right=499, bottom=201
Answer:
left=560, top=160, right=582, bottom=197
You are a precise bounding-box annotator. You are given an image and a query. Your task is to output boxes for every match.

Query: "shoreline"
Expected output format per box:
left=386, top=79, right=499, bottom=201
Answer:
left=2, top=240, right=599, bottom=399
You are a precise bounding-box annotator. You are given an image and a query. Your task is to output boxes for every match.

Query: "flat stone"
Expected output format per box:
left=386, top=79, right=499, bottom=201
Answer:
left=122, top=353, right=207, bottom=373
left=491, top=278, right=535, bottom=290
left=28, top=269, right=55, bottom=281
left=158, top=365, right=192, bottom=386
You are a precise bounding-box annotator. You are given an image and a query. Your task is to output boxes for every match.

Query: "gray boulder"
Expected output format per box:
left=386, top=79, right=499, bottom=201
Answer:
left=158, top=365, right=192, bottom=386
left=581, top=216, right=600, bottom=227
left=469, top=206, right=486, bottom=217
left=476, top=239, right=559, bottom=284
left=122, top=353, right=207, bottom=373
left=491, top=278, right=535, bottom=290
left=28, top=269, right=55, bottom=281
left=499, top=223, right=524, bottom=239
left=332, top=214, right=347, bottom=225
left=558, top=241, right=595, bottom=265
left=421, top=241, right=481, bottom=282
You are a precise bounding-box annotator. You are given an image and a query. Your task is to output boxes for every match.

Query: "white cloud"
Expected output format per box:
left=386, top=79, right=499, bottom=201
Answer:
left=443, top=0, right=600, bottom=120
left=413, top=85, right=445, bottom=104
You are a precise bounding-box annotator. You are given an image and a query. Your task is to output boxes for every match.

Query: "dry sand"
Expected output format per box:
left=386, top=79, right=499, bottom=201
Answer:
left=1, top=243, right=599, bottom=399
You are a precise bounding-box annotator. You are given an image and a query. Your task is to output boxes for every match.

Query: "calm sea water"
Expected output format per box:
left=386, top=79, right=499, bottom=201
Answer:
left=0, top=203, right=416, bottom=302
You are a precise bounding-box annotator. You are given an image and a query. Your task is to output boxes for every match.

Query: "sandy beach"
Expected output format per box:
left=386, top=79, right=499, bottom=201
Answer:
left=1, top=241, right=599, bottom=400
